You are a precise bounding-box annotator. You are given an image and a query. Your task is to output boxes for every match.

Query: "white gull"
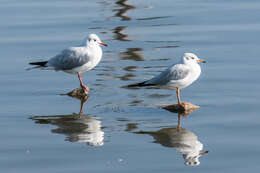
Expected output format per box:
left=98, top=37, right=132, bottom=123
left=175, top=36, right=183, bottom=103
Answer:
left=29, top=34, right=107, bottom=91
left=128, top=53, right=206, bottom=105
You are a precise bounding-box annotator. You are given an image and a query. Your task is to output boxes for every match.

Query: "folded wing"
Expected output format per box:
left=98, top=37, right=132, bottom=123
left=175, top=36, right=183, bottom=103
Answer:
left=145, top=64, right=190, bottom=85
left=47, top=47, right=90, bottom=70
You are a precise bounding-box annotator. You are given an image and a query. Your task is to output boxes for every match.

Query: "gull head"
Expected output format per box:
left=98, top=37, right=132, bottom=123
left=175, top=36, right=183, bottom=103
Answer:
left=86, top=34, right=107, bottom=47
left=183, top=53, right=206, bottom=64
left=184, top=156, right=200, bottom=166
left=183, top=150, right=208, bottom=166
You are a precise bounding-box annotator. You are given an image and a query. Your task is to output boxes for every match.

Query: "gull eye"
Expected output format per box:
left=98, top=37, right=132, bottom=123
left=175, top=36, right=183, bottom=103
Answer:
left=94, top=39, right=97, bottom=42
left=191, top=57, right=195, bottom=59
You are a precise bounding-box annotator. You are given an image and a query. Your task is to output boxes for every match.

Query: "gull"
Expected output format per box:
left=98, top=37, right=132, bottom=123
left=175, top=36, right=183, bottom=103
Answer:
left=28, top=34, right=107, bottom=91
left=128, top=53, right=206, bottom=106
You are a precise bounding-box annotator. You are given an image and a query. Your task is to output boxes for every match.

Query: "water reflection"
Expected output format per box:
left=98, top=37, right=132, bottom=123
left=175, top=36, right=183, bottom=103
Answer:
left=113, top=26, right=129, bottom=41
left=118, top=73, right=136, bottom=81
left=135, top=112, right=208, bottom=166
left=120, top=48, right=144, bottom=61
left=113, top=0, right=144, bottom=62
left=114, top=0, right=135, bottom=21
left=30, top=97, right=104, bottom=146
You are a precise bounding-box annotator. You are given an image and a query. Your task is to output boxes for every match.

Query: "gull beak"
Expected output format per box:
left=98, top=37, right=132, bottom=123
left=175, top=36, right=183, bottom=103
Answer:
left=99, top=42, right=108, bottom=47
left=199, top=151, right=209, bottom=156
left=197, top=59, right=206, bottom=63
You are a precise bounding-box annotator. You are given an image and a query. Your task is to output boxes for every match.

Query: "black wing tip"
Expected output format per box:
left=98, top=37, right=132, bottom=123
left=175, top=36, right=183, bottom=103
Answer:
left=127, top=82, right=146, bottom=87
left=29, top=61, right=48, bottom=66
left=124, top=81, right=155, bottom=88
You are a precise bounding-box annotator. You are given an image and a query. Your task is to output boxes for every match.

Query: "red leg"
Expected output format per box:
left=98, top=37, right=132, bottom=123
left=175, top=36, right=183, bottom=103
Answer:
left=77, top=73, right=89, bottom=91
left=79, top=101, right=84, bottom=115
left=176, top=88, right=181, bottom=105
left=79, top=96, right=89, bottom=115
left=177, top=114, right=181, bottom=129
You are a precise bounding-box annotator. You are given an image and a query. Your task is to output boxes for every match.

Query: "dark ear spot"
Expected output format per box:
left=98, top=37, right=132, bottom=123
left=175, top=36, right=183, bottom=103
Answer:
left=186, top=57, right=190, bottom=60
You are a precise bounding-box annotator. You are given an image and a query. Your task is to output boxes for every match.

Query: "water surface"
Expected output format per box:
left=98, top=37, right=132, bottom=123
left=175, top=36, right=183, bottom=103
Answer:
left=1, top=0, right=260, bottom=172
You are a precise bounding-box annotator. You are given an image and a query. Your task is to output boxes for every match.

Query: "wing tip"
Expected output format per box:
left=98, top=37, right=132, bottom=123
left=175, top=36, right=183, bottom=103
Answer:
left=29, top=61, right=48, bottom=66
left=124, top=81, right=155, bottom=88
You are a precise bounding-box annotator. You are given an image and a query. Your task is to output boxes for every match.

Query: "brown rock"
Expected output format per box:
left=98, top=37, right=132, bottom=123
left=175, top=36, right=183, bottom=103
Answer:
left=66, top=88, right=89, bottom=100
left=160, top=102, right=199, bottom=116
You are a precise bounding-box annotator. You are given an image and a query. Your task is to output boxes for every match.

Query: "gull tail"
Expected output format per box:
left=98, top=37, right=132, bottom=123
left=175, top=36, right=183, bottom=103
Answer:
left=27, top=61, right=48, bottom=70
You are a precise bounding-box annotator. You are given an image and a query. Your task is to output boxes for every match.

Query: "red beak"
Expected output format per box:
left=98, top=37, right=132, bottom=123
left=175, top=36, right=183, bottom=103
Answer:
left=99, top=42, right=107, bottom=47
left=199, top=151, right=209, bottom=156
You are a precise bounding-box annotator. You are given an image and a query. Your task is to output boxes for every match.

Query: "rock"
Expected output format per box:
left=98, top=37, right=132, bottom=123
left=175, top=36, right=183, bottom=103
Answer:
left=66, top=88, right=89, bottom=100
left=160, top=102, right=199, bottom=116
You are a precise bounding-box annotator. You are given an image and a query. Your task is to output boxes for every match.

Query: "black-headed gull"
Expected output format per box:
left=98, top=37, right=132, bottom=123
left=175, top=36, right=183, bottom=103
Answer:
left=128, top=53, right=206, bottom=105
left=29, top=34, right=107, bottom=91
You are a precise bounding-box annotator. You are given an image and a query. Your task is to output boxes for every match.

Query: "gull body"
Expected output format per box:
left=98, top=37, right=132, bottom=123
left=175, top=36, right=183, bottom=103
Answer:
left=29, top=34, right=107, bottom=91
left=128, top=53, right=205, bottom=105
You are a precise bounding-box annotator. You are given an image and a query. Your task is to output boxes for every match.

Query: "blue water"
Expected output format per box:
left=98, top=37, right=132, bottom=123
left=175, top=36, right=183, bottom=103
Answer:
left=1, top=0, right=260, bottom=172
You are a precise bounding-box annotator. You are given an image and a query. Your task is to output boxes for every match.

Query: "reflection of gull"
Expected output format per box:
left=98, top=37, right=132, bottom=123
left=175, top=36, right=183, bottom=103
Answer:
left=135, top=114, right=208, bottom=166
left=136, top=127, right=207, bottom=166
left=31, top=114, right=104, bottom=147
left=128, top=53, right=206, bottom=106
left=28, top=34, right=107, bottom=91
left=30, top=96, right=104, bottom=146
left=52, top=115, right=104, bottom=146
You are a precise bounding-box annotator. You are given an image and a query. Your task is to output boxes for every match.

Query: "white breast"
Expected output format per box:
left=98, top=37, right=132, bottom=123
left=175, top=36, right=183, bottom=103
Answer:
left=65, top=45, right=103, bottom=74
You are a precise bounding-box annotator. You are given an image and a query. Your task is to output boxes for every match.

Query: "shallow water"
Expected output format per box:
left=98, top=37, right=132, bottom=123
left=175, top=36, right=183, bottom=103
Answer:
left=1, top=0, right=260, bottom=172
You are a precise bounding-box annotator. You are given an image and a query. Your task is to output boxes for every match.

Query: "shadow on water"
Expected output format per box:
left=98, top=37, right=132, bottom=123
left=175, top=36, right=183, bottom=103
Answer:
left=133, top=108, right=209, bottom=166
left=30, top=96, right=104, bottom=146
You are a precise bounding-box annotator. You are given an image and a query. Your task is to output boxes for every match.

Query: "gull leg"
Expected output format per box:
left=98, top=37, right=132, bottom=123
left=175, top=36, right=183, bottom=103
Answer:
left=176, top=88, right=181, bottom=105
left=79, top=96, right=89, bottom=115
left=79, top=99, right=84, bottom=115
left=77, top=72, right=89, bottom=91
left=177, top=114, right=181, bottom=130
